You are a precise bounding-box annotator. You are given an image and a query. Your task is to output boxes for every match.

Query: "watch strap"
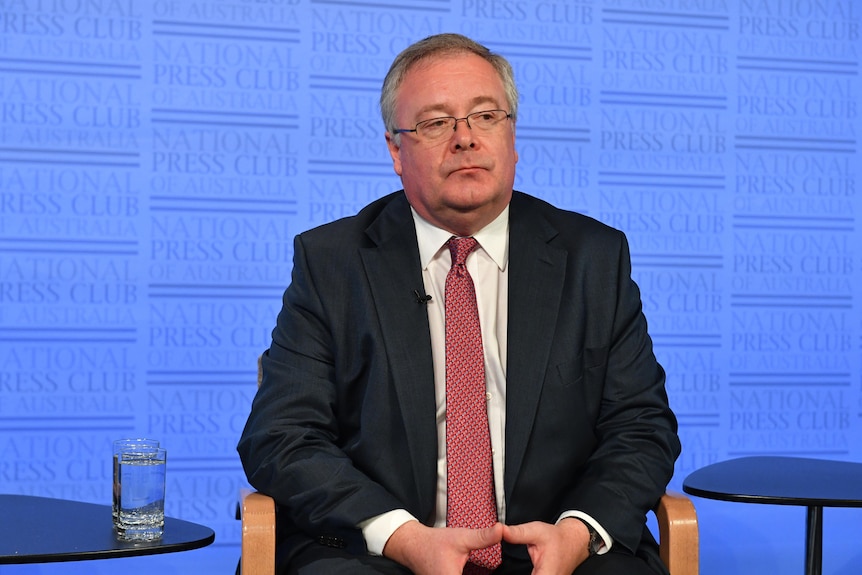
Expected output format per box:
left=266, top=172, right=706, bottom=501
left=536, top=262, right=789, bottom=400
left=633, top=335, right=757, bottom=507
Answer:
left=574, top=517, right=602, bottom=556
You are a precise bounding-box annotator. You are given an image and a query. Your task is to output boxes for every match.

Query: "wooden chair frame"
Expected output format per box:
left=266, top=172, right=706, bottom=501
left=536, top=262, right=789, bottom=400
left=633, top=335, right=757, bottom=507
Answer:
left=237, top=489, right=698, bottom=575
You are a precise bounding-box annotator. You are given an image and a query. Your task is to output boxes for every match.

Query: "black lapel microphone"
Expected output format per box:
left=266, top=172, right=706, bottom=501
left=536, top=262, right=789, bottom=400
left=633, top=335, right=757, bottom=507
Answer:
left=413, top=290, right=432, bottom=304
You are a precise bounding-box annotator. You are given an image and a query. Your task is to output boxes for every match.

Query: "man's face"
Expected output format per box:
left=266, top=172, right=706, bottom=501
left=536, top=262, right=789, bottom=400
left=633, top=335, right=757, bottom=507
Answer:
left=385, top=52, right=518, bottom=236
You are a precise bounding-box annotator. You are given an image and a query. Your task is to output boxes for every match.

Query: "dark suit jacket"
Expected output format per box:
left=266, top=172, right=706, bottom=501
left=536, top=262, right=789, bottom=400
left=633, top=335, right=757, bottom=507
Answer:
left=238, top=191, right=680, bottom=570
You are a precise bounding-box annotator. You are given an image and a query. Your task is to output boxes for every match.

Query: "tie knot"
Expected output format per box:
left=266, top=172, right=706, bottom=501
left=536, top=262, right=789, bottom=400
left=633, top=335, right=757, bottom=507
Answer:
left=448, top=237, right=479, bottom=267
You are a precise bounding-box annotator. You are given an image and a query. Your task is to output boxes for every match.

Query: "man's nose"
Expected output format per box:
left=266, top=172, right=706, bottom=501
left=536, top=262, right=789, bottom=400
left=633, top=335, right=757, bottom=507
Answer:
left=450, top=118, right=475, bottom=148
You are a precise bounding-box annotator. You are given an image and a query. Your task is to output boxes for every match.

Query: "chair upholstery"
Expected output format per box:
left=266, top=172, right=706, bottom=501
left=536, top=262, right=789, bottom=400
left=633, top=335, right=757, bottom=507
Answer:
left=239, top=357, right=699, bottom=574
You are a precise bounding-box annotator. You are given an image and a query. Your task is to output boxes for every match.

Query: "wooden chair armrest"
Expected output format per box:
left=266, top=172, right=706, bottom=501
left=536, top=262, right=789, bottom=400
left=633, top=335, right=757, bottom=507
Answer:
left=236, top=487, right=697, bottom=575
left=656, top=490, right=699, bottom=575
left=239, top=488, right=276, bottom=575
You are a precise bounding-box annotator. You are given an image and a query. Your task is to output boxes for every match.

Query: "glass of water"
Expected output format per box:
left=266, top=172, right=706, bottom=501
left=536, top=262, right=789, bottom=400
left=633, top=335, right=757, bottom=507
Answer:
left=116, top=446, right=167, bottom=541
left=112, top=439, right=159, bottom=528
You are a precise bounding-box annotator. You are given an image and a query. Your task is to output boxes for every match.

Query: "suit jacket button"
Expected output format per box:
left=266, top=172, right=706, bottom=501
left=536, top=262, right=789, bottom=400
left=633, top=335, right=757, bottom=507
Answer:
left=317, top=535, right=346, bottom=548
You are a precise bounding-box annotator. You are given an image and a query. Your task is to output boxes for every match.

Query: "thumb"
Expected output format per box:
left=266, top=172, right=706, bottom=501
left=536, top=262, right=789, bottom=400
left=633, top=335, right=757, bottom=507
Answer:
left=468, top=522, right=504, bottom=549
left=501, top=522, right=535, bottom=545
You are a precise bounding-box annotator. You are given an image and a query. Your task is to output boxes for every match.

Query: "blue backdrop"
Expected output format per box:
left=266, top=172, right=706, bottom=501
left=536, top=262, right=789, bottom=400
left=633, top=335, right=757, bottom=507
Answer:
left=0, top=1, right=859, bottom=573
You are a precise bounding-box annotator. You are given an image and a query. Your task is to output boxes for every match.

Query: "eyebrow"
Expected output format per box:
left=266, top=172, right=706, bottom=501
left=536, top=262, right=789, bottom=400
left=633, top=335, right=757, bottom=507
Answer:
left=414, top=96, right=502, bottom=120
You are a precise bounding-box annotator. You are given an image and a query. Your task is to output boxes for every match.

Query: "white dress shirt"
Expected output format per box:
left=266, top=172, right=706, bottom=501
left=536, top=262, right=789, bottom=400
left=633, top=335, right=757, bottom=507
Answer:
left=360, top=206, right=612, bottom=556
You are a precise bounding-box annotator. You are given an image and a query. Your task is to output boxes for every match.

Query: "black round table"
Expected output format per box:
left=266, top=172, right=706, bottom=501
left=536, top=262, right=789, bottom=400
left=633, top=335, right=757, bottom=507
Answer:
left=0, top=494, right=215, bottom=564
left=683, top=456, right=862, bottom=575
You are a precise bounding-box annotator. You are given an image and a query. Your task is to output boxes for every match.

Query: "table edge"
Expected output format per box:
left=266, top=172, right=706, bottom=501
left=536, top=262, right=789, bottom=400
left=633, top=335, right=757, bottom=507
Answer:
left=682, top=483, right=862, bottom=508
left=0, top=531, right=215, bottom=565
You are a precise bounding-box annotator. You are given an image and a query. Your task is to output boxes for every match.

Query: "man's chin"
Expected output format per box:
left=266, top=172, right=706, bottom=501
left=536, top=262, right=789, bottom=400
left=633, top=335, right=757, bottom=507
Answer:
left=444, top=190, right=507, bottom=214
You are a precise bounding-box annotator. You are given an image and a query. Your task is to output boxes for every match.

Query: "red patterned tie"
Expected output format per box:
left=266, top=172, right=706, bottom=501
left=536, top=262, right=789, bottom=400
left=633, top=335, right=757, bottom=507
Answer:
left=445, top=237, right=501, bottom=574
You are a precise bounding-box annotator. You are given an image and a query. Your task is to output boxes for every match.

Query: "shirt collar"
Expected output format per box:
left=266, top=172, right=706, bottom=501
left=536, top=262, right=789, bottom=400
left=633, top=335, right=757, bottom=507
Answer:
left=411, top=205, right=509, bottom=271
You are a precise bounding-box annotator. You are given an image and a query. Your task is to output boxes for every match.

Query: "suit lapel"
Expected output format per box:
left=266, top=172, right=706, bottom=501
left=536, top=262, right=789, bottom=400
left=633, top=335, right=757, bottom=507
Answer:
left=359, top=194, right=438, bottom=519
left=504, top=194, right=567, bottom=498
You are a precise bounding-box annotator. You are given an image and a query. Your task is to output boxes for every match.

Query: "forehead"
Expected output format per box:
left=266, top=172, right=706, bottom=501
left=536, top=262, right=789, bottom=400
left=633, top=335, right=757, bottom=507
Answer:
left=397, top=52, right=506, bottom=116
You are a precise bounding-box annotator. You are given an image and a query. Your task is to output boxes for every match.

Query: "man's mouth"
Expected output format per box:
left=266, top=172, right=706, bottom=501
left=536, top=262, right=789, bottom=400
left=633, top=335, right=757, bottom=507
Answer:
left=450, top=165, right=485, bottom=175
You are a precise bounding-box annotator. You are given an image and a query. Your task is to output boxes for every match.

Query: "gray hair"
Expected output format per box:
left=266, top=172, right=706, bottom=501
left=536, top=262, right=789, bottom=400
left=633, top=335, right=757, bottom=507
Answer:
left=380, top=33, right=519, bottom=143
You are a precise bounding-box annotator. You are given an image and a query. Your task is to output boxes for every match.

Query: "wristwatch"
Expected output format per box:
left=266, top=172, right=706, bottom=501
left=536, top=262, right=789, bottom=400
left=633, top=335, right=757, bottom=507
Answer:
left=575, top=517, right=603, bottom=556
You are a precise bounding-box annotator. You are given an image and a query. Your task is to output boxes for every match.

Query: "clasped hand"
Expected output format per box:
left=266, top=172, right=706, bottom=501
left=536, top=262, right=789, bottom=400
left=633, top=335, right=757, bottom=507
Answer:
left=383, top=517, right=590, bottom=575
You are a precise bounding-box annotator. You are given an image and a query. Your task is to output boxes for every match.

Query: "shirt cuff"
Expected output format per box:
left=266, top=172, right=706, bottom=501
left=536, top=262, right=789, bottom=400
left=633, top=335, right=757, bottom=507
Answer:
left=556, top=510, right=614, bottom=555
left=358, top=509, right=418, bottom=556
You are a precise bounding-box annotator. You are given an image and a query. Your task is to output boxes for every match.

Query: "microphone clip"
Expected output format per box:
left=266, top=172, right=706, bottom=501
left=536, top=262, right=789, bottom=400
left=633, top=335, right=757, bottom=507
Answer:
left=413, top=290, right=432, bottom=304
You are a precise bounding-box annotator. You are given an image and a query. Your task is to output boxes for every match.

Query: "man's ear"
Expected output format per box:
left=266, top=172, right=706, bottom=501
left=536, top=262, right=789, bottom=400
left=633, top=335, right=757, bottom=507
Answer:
left=512, top=125, right=518, bottom=164
left=385, top=132, right=403, bottom=176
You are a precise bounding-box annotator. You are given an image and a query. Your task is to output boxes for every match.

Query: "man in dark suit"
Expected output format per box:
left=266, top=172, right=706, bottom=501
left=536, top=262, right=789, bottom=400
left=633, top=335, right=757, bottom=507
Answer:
left=238, top=33, right=680, bottom=575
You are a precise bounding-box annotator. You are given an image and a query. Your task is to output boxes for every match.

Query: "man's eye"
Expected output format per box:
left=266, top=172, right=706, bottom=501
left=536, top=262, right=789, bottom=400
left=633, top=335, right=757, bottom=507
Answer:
left=424, top=119, right=450, bottom=129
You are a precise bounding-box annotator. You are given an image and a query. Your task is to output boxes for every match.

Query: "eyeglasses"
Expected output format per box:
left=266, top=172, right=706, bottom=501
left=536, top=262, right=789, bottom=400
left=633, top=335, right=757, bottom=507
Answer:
left=393, top=109, right=512, bottom=141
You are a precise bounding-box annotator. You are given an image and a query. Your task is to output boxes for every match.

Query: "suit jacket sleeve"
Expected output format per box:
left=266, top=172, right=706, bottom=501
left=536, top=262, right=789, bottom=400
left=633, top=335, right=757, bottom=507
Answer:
left=237, top=229, right=412, bottom=553
left=559, top=229, right=679, bottom=553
